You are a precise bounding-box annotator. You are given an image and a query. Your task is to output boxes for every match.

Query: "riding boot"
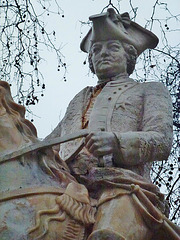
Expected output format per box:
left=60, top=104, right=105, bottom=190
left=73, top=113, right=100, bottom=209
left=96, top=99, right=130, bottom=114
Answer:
left=89, top=190, right=153, bottom=240
left=87, top=229, right=126, bottom=240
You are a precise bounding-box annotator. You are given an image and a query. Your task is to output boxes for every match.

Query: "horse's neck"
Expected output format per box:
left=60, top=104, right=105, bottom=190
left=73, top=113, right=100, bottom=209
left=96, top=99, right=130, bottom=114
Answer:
left=0, top=112, right=35, bottom=154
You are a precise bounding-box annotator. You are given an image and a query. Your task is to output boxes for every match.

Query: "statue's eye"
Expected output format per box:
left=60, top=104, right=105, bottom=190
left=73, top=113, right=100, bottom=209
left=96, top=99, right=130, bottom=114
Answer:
left=92, top=46, right=101, bottom=54
left=109, top=44, right=120, bottom=51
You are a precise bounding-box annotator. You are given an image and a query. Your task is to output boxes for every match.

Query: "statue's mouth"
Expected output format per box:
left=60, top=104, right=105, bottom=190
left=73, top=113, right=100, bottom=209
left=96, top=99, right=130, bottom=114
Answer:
left=98, top=58, right=112, bottom=65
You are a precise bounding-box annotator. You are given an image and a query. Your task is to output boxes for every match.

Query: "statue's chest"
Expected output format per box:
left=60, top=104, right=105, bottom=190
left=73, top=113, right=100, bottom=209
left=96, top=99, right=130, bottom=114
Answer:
left=89, top=81, right=144, bottom=132
left=60, top=81, right=144, bottom=159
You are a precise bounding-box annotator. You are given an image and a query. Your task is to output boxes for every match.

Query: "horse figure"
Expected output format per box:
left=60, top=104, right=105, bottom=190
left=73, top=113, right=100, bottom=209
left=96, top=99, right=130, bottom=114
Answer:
left=0, top=81, right=95, bottom=240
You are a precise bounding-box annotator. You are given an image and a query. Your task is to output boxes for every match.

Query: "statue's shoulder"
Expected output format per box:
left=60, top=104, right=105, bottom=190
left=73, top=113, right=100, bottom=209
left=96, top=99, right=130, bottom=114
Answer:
left=74, top=86, right=93, bottom=98
left=45, top=86, right=94, bottom=140
left=140, top=81, right=170, bottom=96
left=143, top=81, right=165, bottom=87
left=67, top=86, right=93, bottom=107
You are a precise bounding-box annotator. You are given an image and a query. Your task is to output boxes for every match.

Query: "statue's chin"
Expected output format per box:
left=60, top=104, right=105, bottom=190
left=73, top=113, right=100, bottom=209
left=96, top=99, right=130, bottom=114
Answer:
left=95, top=64, right=127, bottom=80
left=96, top=70, right=120, bottom=80
left=95, top=66, right=116, bottom=79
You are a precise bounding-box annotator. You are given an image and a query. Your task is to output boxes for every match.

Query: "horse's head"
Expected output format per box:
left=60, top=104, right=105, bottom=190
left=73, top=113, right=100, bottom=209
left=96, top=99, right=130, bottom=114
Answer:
left=0, top=81, right=37, bottom=153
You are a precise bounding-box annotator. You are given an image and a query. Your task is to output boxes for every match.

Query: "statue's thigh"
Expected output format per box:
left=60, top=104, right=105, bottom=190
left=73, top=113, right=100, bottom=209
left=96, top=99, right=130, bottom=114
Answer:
left=92, top=194, right=153, bottom=240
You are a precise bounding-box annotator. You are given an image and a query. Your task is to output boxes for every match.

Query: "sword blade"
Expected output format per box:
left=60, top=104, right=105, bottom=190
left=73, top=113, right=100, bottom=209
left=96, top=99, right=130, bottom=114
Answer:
left=0, top=129, right=89, bottom=164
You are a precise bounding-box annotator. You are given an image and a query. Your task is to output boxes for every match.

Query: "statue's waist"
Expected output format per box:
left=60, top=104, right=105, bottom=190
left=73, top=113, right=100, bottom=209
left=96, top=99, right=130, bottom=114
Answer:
left=68, top=152, right=149, bottom=180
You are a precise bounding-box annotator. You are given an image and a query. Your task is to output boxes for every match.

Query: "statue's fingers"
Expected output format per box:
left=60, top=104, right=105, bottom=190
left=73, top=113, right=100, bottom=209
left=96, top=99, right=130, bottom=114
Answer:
left=85, top=132, right=101, bottom=147
left=84, top=132, right=95, bottom=145
left=93, top=147, right=113, bottom=157
left=84, top=131, right=102, bottom=145
left=87, top=142, right=99, bottom=154
left=85, top=136, right=94, bottom=150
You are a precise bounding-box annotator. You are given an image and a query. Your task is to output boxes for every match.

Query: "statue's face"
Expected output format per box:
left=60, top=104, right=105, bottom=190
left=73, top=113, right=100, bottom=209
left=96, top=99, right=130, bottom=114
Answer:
left=91, top=40, right=127, bottom=79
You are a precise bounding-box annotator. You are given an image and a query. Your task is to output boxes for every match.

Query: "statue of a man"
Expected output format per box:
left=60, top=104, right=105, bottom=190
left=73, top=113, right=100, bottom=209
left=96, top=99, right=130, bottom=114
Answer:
left=48, top=9, right=180, bottom=240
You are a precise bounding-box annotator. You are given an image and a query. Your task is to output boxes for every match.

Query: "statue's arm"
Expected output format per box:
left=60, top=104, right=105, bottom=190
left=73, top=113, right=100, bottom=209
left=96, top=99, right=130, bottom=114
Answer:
left=114, top=82, right=173, bottom=166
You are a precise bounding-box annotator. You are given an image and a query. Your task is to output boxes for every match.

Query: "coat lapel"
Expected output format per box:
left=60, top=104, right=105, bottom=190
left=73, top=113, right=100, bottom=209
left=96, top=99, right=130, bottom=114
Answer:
left=89, top=78, right=137, bottom=132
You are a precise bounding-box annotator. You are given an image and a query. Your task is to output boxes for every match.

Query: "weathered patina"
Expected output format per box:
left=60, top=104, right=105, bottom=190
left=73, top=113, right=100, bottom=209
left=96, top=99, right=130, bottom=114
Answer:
left=48, top=8, right=180, bottom=240
left=0, top=8, right=180, bottom=240
left=0, top=81, right=95, bottom=240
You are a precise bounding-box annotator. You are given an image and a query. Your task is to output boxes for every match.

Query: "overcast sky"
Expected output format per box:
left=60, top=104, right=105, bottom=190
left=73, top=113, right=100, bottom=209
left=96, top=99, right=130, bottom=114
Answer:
left=28, top=0, right=180, bottom=139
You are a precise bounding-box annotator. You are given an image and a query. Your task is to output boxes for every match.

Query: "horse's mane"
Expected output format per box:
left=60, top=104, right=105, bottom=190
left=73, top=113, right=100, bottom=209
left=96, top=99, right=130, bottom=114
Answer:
left=0, top=81, right=37, bottom=142
left=0, top=81, right=71, bottom=180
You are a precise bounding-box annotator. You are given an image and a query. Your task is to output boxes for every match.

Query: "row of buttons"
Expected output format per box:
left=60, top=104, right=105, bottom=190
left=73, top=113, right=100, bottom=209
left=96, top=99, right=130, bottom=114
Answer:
left=108, top=84, right=129, bottom=100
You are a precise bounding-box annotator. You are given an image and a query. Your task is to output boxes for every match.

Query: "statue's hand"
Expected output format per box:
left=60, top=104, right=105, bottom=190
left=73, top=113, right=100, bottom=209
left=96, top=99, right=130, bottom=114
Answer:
left=84, top=131, right=119, bottom=158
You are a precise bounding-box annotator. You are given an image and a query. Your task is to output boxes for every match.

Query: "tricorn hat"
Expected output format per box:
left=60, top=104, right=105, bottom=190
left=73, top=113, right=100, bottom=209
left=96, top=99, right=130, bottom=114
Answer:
left=80, top=8, right=159, bottom=56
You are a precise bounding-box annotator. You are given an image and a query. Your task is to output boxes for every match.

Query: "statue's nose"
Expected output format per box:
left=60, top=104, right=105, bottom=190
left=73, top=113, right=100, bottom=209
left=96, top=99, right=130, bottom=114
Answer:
left=100, top=46, right=108, bottom=57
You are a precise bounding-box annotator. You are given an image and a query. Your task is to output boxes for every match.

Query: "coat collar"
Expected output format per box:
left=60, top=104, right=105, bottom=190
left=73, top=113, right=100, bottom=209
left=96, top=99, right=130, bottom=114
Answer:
left=97, top=73, right=134, bottom=85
